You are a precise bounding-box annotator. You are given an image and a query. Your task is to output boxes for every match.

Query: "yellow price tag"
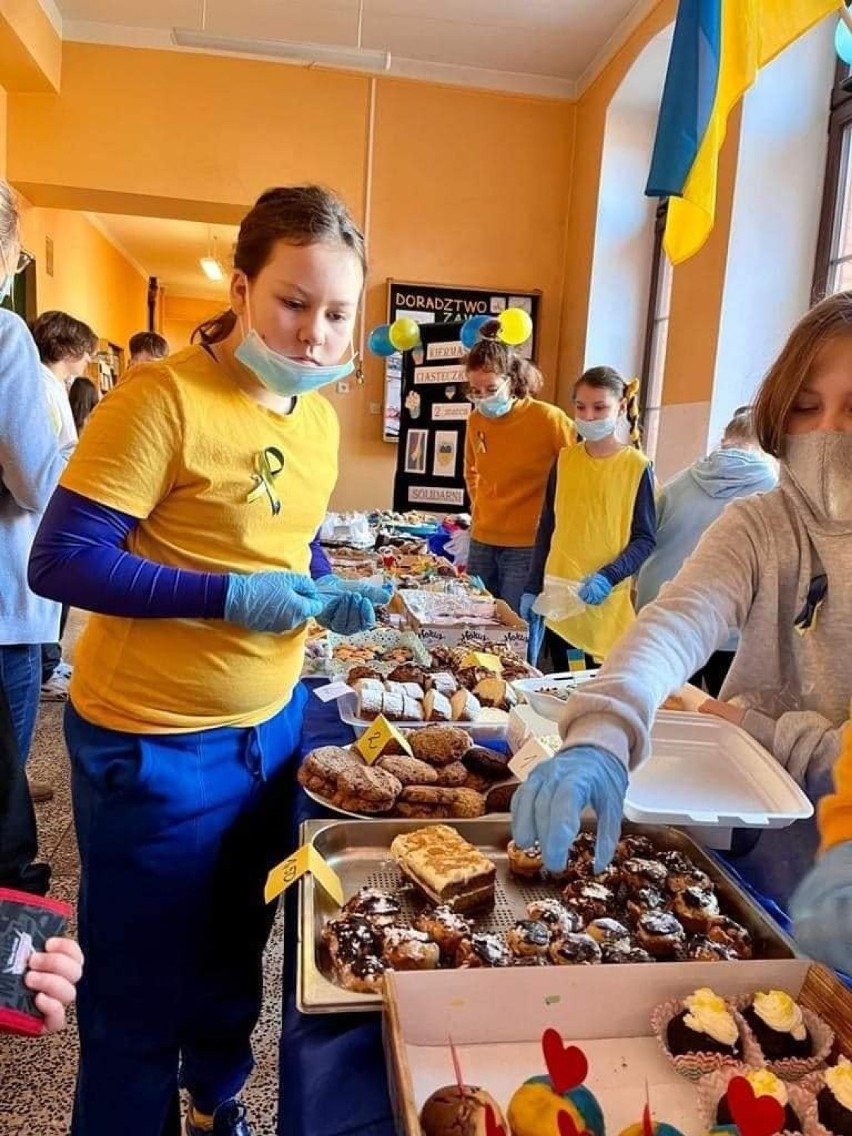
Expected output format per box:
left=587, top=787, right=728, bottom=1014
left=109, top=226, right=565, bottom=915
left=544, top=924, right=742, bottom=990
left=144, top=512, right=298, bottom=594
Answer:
left=461, top=651, right=503, bottom=674
left=354, top=714, right=413, bottom=763
left=264, top=843, right=344, bottom=906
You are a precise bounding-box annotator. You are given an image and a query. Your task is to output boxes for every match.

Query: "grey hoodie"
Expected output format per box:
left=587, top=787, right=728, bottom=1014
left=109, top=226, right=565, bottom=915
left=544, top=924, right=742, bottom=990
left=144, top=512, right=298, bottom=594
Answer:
left=636, top=448, right=777, bottom=650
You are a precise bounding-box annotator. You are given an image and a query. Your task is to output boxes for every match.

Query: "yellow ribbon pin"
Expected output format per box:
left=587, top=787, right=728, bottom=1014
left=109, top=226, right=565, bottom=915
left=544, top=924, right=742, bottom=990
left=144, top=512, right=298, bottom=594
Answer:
left=247, top=446, right=285, bottom=516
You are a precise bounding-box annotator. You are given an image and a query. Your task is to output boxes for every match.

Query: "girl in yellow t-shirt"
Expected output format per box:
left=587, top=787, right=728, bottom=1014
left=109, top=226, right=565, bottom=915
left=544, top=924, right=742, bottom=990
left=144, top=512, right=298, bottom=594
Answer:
left=29, top=186, right=388, bottom=1136
left=463, top=325, right=574, bottom=614
left=520, top=366, right=656, bottom=668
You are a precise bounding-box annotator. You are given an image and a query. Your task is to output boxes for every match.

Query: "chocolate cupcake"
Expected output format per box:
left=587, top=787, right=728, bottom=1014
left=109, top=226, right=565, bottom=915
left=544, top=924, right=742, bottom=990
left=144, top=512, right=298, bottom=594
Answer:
left=817, top=1058, right=852, bottom=1136
left=562, top=880, right=616, bottom=923
left=548, top=932, right=602, bottom=965
left=716, top=1070, right=801, bottom=1133
left=635, top=912, right=686, bottom=959
left=506, top=920, right=551, bottom=958
left=665, top=988, right=741, bottom=1059
left=687, top=934, right=739, bottom=962
left=672, top=886, right=720, bottom=934
left=742, top=991, right=812, bottom=1061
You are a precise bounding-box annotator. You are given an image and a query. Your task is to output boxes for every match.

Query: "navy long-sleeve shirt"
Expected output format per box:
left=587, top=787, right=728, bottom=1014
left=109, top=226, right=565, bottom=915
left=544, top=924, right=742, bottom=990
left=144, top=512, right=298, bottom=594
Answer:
left=526, top=460, right=656, bottom=595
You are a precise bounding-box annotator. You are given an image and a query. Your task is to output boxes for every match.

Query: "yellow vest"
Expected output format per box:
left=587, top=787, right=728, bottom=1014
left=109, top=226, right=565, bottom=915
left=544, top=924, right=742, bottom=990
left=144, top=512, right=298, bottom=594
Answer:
left=544, top=443, right=650, bottom=660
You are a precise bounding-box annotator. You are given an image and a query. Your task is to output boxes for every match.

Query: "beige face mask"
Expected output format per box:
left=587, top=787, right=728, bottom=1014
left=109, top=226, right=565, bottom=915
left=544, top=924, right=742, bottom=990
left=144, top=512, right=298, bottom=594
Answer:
left=784, top=432, right=852, bottom=522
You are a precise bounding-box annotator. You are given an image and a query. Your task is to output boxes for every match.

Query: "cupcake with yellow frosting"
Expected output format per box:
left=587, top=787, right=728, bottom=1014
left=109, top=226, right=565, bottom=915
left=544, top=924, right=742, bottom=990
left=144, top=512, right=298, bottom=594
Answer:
left=666, top=989, right=742, bottom=1059
left=816, top=1058, right=852, bottom=1136
left=652, top=988, right=746, bottom=1079
left=741, top=992, right=812, bottom=1061
left=715, top=1069, right=802, bottom=1133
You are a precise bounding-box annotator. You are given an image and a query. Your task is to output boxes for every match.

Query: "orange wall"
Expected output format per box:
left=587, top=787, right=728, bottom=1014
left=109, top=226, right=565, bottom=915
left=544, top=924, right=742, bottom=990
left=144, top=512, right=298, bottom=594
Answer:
left=7, top=45, right=577, bottom=509
left=18, top=200, right=148, bottom=349
left=161, top=294, right=224, bottom=352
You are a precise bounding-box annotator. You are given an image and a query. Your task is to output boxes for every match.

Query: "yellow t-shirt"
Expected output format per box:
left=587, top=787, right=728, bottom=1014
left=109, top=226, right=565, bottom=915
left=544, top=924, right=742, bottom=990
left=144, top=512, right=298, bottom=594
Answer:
left=464, top=397, right=575, bottom=547
left=61, top=345, right=339, bottom=734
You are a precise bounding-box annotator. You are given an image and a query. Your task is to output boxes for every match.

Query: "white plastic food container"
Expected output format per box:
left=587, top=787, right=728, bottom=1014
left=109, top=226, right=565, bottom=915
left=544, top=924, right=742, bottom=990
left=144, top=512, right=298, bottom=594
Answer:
left=510, top=669, right=598, bottom=719
left=507, top=704, right=813, bottom=848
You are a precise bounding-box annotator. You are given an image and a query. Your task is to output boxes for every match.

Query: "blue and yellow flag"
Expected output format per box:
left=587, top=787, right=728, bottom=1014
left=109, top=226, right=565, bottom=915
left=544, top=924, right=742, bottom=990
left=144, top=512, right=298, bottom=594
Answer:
left=647, top=0, right=839, bottom=264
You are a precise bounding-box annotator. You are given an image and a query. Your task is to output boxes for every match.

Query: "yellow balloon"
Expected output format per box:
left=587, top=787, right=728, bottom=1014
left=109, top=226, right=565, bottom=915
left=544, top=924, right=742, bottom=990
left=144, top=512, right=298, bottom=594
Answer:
left=498, top=307, right=533, bottom=346
left=389, top=317, right=421, bottom=351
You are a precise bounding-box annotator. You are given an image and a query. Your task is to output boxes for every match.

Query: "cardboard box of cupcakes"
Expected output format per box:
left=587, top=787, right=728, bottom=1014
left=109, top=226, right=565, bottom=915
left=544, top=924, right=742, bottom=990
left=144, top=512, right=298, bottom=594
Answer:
left=382, top=956, right=852, bottom=1136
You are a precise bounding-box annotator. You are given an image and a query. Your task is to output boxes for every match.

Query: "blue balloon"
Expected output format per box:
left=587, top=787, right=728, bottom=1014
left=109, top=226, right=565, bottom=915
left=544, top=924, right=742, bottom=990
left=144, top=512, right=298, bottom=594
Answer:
left=836, top=17, right=852, bottom=65
left=460, top=314, right=490, bottom=350
left=367, top=323, right=396, bottom=357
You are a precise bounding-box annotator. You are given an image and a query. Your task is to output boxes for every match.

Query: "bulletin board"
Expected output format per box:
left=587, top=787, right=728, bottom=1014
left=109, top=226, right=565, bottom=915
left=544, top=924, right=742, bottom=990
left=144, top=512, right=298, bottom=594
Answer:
left=392, top=322, right=473, bottom=513
left=382, top=279, right=541, bottom=442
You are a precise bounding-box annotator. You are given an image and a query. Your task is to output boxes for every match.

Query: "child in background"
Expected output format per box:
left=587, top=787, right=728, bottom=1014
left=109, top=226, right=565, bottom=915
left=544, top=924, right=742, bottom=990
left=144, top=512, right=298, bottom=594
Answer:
left=68, top=376, right=99, bottom=435
left=512, top=292, right=852, bottom=901
left=636, top=406, right=777, bottom=695
left=521, top=366, right=656, bottom=669
left=463, top=323, right=574, bottom=614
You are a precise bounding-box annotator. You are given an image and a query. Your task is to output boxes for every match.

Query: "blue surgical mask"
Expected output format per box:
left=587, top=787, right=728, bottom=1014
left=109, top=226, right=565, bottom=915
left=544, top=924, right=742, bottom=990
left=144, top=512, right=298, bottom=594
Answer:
left=235, top=329, right=354, bottom=398
left=473, top=381, right=514, bottom=419
left=575, top=416, right=618, bottom=442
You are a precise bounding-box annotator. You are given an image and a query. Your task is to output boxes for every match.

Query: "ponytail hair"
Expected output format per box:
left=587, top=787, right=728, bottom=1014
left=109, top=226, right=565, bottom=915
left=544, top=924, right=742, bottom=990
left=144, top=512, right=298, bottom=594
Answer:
left=463, top=319, right=543, bottom=398
left=192, top=184, right=366, bottom=346
left=573, top=366, right=643, bottom=450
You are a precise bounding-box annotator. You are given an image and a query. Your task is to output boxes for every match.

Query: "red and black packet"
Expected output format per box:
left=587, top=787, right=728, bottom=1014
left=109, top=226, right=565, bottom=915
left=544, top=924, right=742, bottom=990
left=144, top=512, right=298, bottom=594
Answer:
left=0, top=888, right=72, bottom=1036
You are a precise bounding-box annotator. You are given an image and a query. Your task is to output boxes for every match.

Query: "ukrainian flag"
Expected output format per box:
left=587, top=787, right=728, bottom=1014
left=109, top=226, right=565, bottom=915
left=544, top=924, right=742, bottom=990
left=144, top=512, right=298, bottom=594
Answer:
left=647, top=0, right=839, bottom=264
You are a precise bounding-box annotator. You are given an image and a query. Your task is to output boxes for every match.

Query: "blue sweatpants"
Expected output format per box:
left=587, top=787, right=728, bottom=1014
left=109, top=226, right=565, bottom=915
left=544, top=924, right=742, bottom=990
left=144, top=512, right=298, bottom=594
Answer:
left=66, top=684, right=308, bottom=1136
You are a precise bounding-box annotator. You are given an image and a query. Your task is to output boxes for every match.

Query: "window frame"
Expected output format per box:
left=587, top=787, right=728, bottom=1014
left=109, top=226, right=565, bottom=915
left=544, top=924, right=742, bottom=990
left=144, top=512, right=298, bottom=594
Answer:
left=812, top=59, right=852, bottom=302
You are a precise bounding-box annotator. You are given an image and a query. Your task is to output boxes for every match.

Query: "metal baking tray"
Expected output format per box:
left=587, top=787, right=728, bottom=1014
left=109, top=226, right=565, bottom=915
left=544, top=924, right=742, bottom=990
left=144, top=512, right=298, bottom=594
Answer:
left=296, top=818, right=799, bottom=1014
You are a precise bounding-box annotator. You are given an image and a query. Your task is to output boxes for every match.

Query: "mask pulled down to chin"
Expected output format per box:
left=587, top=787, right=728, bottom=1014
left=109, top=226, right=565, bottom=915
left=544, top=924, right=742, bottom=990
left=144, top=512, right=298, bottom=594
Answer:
left=783, top=432, right=852, bottom=523
left=234, top=330, right=354, bottom=398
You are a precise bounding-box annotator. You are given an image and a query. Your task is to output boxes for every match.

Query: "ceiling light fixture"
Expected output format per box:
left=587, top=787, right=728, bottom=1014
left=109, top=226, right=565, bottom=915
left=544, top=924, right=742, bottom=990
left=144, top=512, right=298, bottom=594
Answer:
left=199, top=231, right=224, bottom=282
left=171, top=29, right=391, bottom=73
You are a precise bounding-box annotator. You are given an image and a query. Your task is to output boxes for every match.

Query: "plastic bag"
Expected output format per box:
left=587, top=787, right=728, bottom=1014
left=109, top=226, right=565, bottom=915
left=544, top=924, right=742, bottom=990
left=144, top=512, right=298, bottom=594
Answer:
left=532, top=575, right=585, bottom=620
left=443, top=529, right=471, bottom=569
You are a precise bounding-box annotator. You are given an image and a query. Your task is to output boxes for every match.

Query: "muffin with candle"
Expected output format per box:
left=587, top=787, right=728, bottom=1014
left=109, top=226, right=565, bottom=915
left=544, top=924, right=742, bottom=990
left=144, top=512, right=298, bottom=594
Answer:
left=715, top=1070, right=802, bottom=1133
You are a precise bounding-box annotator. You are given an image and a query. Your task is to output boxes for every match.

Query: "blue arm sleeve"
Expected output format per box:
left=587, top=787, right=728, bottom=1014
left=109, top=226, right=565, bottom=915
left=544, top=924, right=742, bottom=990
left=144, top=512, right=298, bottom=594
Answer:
left=28, top=486, right=228, bottom=619
left=599, top=467, right=657, bottom=587
left=525, top=460, right=558, bottom=595
left=309, top=534, right=332, bottom=579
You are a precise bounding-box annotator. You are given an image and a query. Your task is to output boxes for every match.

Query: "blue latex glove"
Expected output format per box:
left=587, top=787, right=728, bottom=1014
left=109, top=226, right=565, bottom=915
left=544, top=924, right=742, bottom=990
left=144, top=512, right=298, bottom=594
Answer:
left=317, top=592, right=377, bottom=635
left=527, top=612, right=545, bottom=668
left=511, top=745, right=628, bottom=874
left=790, top=842, right=852, bottom=975
left=224, top=571, right=324, bottom=633
left=519, top=591, right=537, bottom=623
left=578, top=572, right=613, bottom=606
left=314, top=573, right=393, bottom=608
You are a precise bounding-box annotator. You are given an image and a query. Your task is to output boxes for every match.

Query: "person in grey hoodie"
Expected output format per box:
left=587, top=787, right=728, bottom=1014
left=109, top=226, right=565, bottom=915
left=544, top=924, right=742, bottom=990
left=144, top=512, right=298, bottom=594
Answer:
left=635, top=407, right=777, bottom=695
left=511, top=290, right=852, bottom=911
left=0, top=181, right=73, bottom=894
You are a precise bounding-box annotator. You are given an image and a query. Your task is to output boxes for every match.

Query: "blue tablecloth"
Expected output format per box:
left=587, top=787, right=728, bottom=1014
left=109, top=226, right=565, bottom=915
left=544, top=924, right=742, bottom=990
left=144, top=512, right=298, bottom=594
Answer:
left=276, top=681, right=805, bottom=1136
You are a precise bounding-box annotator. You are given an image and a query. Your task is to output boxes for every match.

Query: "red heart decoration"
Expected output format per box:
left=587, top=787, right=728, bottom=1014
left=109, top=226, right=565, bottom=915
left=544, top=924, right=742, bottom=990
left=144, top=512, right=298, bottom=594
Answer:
left=557, top=1110, right=592, bottom=1136
left=542, top=1029, right=589, bottom=1095
left=484, top=1104, right=507, bottom=1136
left=726, top=1076, right=786, bottom=1136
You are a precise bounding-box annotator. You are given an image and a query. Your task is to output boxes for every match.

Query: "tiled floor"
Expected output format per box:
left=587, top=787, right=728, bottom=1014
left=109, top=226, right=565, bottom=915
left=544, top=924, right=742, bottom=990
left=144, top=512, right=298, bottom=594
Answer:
left=0, top=613, right=284, bottom=1134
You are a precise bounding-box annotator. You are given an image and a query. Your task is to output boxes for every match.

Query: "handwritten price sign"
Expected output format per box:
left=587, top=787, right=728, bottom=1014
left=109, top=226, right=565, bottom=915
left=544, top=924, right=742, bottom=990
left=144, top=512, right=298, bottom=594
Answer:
left=354, top=714, right=413, bottom=763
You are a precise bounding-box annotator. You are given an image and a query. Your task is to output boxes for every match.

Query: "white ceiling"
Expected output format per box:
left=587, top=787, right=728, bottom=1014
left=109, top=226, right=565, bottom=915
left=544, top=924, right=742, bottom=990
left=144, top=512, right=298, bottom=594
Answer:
left=46, top=0, right=661, bottom=99
left=88, top=213, right=237, bottom=299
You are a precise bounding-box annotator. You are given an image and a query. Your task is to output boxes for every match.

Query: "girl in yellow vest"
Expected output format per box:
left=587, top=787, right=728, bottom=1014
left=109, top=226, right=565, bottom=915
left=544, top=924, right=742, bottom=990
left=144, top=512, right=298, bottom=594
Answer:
left=520, top=366, right=656, bottom=668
